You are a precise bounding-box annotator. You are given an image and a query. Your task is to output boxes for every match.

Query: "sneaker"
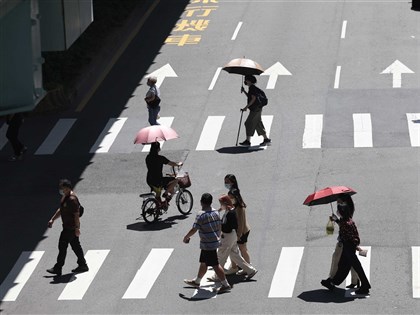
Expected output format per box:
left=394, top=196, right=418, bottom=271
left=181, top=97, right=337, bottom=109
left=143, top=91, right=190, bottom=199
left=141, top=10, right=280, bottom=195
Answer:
left=224, top=267, right=239, bottom=275
left=239, top=140, right=251, bottom=146
left=236, top=269, right=246, bottom=276
left=71, top=265, right=89, bottom=273
left=260, top=138, right=272, bottom=146
left=46, top=268, right=62, bottom=276
left=354, top=287, right=370, bottom=295
left=246, top=269, right=258, bottom=280
left=214, top=284, right=231, bottom=293
left=184, top=279, right=200, bottom=287
left=321, top=279, right=335, bottom=291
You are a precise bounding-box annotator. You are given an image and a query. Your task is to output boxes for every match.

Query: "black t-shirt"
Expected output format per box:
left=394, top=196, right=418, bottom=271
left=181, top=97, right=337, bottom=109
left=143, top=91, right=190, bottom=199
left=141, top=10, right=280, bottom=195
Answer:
left=146, top=154, right=169, bottom=186
left=221, top=209, right=238, bottom=233
left=247, top=85, right=261, bottom=112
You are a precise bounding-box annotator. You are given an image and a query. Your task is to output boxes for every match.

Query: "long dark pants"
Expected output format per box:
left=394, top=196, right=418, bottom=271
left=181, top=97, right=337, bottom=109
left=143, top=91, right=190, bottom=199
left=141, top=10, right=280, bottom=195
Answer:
left=331, top=241, right=371, bottom=289
left=6, top=116, right=24, bottom=156
left=54, top=229, right=87, bottom=269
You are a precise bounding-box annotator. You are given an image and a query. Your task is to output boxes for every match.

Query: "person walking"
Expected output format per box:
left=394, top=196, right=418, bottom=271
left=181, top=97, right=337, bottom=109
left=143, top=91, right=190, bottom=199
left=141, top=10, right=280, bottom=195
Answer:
left=321, top=196, right=371, bottom=295
left=224, top=174, right=239, bottom=192
left=5, top=112, right=26, bottom=161
left=208, top=194, right=258, bottom=281
left=144, top=76, right=161, bottom=125
left=239, top=75, right=271, bottom=146
left=183, top=193, right=232, bottom=293
left=46, top=179, right=88, bottom=276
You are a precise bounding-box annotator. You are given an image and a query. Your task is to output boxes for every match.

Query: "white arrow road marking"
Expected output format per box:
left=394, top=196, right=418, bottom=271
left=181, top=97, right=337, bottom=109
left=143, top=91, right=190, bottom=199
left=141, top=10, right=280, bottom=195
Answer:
left=381, top=60, right=414, bottom=88
left=345, top=246, right=371, bottom=298
left=407, top=113, right=420, bottom=147
left=412, top=246, right=420, bottom=298
left=0, top=251, right=44, bottom=301
left=147, top=64, right=178, bottom=88
left=261, top=62, right=292, bottom=89
left=353, top=113, right=373, bottom=148
left=123, top=248, right=173, bottom=299
left=268, top=247, right=304, bottom=298
left=303, top=114, right=323, bottom=148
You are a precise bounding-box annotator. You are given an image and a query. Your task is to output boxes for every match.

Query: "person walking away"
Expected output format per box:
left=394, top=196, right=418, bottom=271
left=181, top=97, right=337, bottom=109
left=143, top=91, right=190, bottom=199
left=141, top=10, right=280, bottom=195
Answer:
left=208, top=195, right=258, bottom=282
left=321, top=200, right=371, bottom=295
left=46, top=179, right=88, bottom=276
left=239, top=75, right=271, bottom=146
left=146, top=142, right=183, bottom=203
left=183, top=193, right=232, bottom=293
left=6, top=112, right=26, bottom=161
left=144, top=76, right=161, bottom=125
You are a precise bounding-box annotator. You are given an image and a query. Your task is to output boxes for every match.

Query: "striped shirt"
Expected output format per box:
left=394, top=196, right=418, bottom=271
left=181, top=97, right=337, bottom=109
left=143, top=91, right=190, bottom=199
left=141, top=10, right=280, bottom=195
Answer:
left=193, top=208, right=221, bottom=250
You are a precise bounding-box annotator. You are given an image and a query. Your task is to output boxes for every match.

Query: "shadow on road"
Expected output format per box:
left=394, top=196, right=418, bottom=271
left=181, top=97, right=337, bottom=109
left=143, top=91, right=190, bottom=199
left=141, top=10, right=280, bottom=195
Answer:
left=297, top=288, right=358, bottom=303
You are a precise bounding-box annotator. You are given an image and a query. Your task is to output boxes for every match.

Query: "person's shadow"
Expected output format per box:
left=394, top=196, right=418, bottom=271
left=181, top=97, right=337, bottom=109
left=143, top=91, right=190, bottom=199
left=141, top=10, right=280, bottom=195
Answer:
left=45, top=273, right=76, bottom=284
left=297, top=288, right=370, bottom=303
left=216, top=146, right=264, bottom=154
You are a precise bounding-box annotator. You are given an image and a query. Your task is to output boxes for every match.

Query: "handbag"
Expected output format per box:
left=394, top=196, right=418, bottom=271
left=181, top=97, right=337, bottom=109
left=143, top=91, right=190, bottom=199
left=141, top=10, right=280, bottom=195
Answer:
left=147, top=95, right=161, bottom=107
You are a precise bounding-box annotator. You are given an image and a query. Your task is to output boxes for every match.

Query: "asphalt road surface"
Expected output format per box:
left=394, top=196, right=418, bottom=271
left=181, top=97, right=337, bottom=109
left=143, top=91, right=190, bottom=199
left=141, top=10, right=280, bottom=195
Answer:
left=1, top=1, right=419, bottom=314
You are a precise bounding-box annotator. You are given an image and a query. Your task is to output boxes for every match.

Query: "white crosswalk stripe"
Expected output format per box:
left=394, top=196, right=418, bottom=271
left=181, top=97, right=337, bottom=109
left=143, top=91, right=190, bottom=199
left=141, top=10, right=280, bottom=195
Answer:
left=58, top=250, right=109, bottom=300
left=303, top=114, right=323, bottom=149
left=406, top=113, right=420, bottom=147
left=249, top=115, right=273, bottom=149
left=196, top=116, right=225, bottom=151
left=412, top=246, right=420, bottom=298
left=90, top=118, right=127, bottom=153
left=353, top=113, right=373, bottom=147
left=122, top=248, right=173, bottom=299
left=345, top=246, right=371, bottom=298
left=268, top=247, right=304, bottom=298
left=0, top=251, right=44, bottom=302
left=35, top=119, right=76, bottom=155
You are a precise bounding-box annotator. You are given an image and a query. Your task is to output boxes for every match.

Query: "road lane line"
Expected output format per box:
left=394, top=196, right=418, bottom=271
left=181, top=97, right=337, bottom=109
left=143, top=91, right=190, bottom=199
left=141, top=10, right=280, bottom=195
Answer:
left=142, top=117, right=174, bottom=152
left=353, top=113, right=373, bottom=147
left=231, top=21, right=243, bottom=40
left=35, top=119, right=76, bottom=155
left=90, top=118, right=127, bottom=153
left=341, top=20, right=347, bottom=39
left=196, top=116, right=225, bottom=151
left=0, top=251, right=44, bottom=302
left=122, top=248, right=173, bottom=299
left=249, top=115, right=273, bottom=149
left=407, top=113, right=420, bottom=147
left=412, top=246, right=420, bottom=298
left=334, top=66, right=341, bottom=89
left=208, top=67, right=222, bottom=90
left=0, top=123, right=7, bottom=150
left=302, top=114, right=323, bottom=148
left=345, top=246, right=371, bottom=297
left=58, top=250, right=109, bottom=300
left=268, top=247, right=304, bottom=298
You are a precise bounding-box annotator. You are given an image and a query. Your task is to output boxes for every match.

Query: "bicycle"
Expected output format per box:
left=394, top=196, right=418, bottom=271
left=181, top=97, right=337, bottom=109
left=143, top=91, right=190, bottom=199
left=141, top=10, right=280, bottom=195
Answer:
left=139, top=166, right=193, bottom=223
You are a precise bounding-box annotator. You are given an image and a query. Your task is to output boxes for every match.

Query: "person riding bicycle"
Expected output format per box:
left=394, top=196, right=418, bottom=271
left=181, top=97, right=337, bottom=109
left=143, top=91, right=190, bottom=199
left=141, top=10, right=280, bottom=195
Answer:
left=146, top=142, right=183, bottom=203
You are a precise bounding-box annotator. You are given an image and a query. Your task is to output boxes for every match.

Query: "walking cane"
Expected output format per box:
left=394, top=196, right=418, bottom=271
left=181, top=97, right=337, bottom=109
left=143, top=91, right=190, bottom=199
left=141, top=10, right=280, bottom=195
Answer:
left=236, top=110, right=244, bottom=146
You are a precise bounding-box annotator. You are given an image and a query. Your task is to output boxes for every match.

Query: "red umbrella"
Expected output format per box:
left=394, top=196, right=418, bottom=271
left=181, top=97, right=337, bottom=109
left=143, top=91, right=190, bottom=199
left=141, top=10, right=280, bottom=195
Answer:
left=134, top=125, right=179, bottom=144
left=303, top=186, right=356, bottom=207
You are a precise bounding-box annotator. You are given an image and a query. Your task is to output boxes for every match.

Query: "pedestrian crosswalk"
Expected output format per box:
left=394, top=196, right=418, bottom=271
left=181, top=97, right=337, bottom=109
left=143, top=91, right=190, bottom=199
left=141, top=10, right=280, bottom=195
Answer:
left=1, top=246, right=419, bottom=302
left=0, top=113, right=419, bottom=157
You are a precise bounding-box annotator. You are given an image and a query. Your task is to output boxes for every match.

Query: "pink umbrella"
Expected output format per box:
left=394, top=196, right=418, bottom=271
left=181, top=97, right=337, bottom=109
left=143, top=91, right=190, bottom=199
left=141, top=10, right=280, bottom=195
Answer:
left=134, top=125, right=179, bottom=144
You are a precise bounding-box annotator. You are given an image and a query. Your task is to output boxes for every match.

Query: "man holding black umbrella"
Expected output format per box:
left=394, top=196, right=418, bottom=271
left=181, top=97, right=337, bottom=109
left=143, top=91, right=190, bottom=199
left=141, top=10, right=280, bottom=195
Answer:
left=239, top=75, right=271, bottom=146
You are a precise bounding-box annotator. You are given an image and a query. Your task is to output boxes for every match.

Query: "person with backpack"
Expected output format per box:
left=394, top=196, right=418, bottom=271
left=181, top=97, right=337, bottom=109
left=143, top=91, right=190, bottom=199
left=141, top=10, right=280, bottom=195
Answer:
left=239, top=75, right=271, bottom=146
left=46, top=179, right=88, bottom=276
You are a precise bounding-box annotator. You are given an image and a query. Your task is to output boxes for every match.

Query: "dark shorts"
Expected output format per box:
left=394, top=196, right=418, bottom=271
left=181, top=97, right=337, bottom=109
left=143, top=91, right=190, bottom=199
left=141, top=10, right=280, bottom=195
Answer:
left=237, top=230, right=250, bottom=244
left=199, top=249, right=219, bottom=267
left=148, top=176, right=174, bottom=191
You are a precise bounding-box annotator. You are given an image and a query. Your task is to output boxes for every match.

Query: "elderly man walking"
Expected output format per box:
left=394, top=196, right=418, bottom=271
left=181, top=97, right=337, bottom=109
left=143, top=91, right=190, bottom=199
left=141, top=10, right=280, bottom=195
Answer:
left=183, top=193, right=232, bottom=293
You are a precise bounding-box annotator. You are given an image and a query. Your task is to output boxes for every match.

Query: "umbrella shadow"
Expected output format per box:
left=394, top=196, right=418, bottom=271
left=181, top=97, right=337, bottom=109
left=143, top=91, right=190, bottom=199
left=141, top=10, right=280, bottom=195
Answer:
left=216, top=146, right=264, bottom=154
left=297, top=288, right=355, bottom=303
left=127, top=214, right=190, bottom=232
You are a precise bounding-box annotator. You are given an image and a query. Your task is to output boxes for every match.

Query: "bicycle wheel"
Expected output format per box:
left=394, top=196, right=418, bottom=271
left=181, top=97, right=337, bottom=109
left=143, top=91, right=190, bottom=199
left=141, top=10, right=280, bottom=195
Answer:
left=176, top=189, right=193, bottom=215
left=142, top=198, right=159, bottom=223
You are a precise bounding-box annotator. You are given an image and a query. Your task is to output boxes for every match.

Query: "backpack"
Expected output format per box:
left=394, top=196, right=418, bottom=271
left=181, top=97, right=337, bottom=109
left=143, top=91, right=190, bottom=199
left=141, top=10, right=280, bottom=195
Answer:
left=79, top=205, right=84, bottom=217
left=255, top=87, right=268, bottom=107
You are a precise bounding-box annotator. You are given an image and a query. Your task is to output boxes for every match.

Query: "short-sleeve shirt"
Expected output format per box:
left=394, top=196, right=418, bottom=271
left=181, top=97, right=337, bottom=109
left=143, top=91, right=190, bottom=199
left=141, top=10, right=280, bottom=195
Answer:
left=146, top=154, right=169, bottom=187
left=247, top=85, right=261, bottom=112
left=60, top=195, right=80, bottom=230
left=146, top=85, right=160, bottom=99
left=221, top=209, right=238, bottom=233
left=193, top=209, right=221, bottom=250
